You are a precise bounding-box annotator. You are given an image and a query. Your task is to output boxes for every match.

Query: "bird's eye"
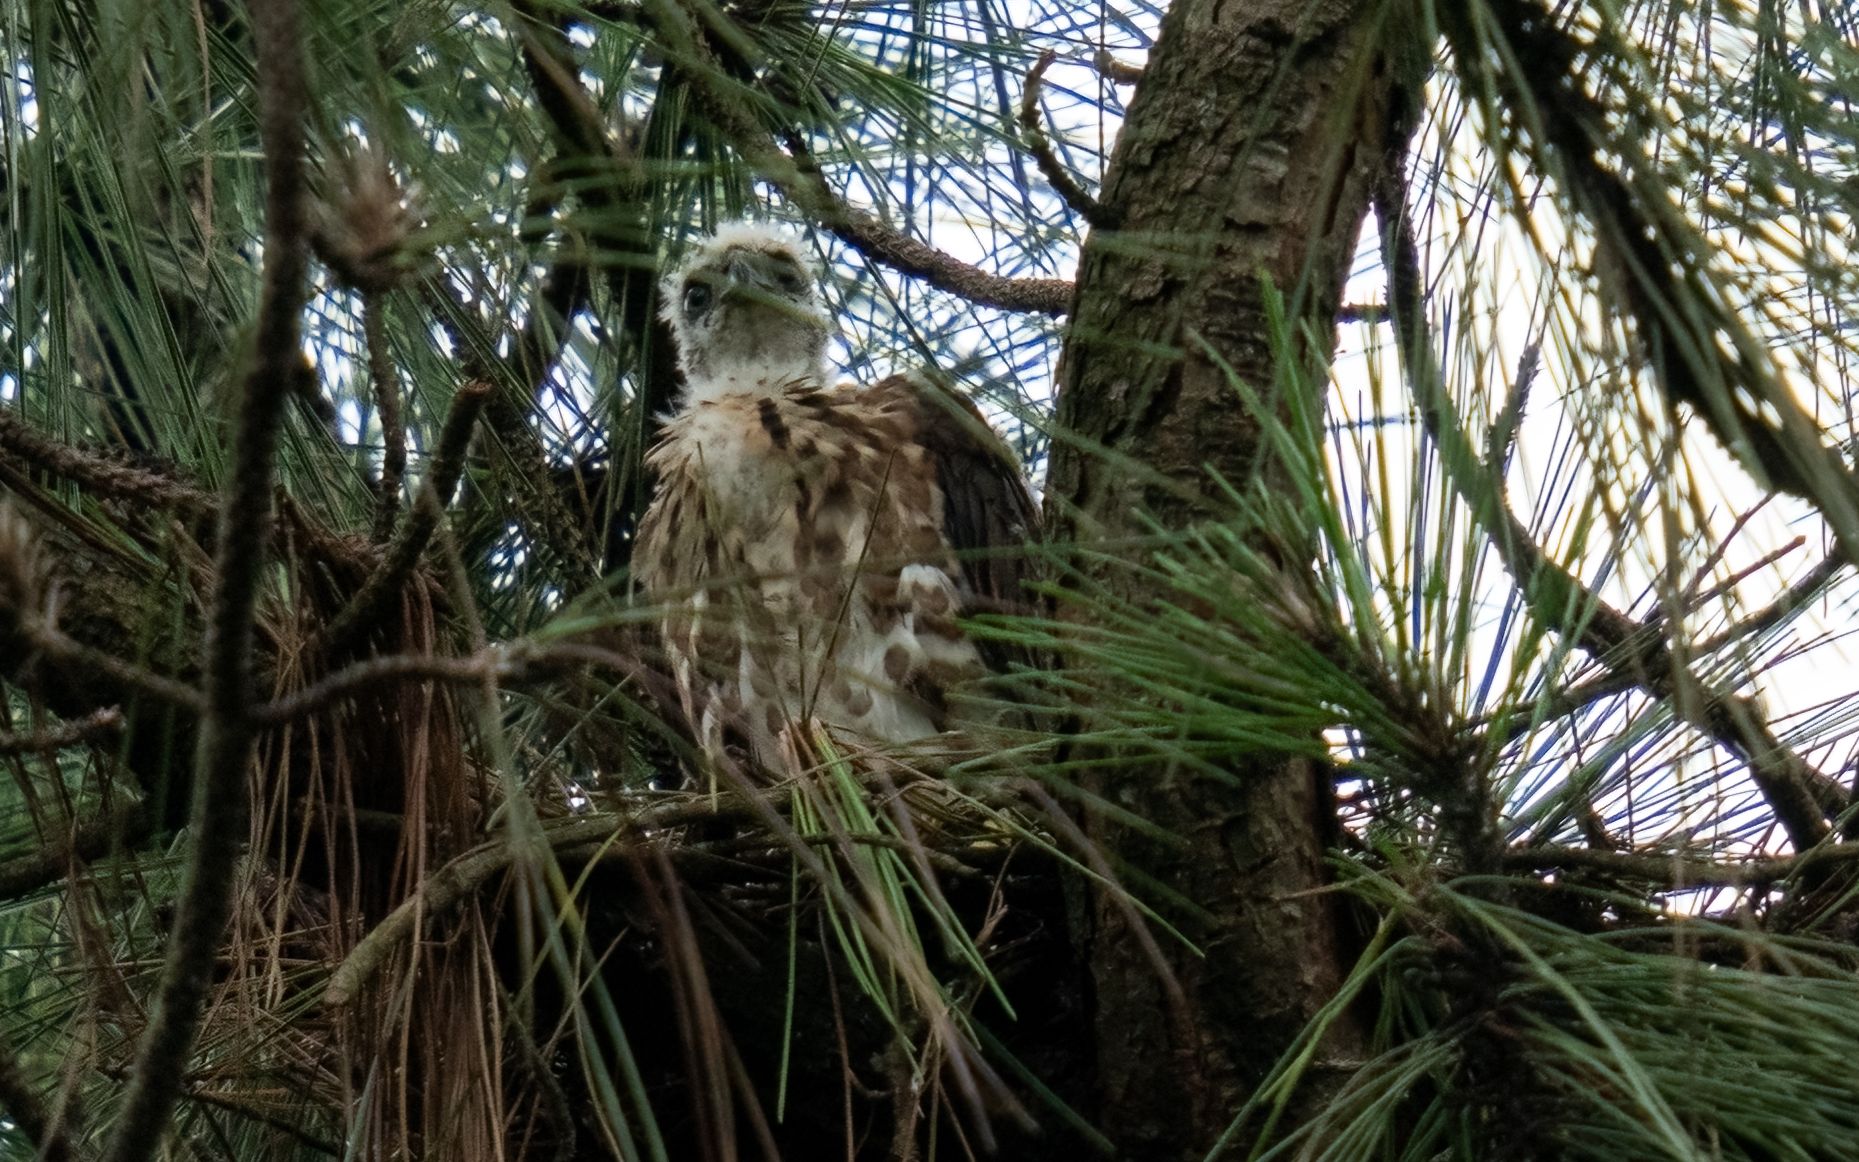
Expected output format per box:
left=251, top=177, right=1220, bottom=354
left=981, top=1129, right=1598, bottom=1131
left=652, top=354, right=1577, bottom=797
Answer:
left=683, top=282, right=713, bottom=317
left=774, top=266, right=805, bottom=293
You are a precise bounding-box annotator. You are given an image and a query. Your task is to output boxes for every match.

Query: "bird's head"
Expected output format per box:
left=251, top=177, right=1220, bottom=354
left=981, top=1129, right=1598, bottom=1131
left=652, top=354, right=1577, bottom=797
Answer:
left=662, top=222, right=830, bottom=404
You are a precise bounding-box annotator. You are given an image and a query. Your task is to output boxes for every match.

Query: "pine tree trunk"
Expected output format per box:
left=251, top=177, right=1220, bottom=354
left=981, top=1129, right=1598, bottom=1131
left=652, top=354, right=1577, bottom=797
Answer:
left=1047, top=0, right=1413, bottom=1152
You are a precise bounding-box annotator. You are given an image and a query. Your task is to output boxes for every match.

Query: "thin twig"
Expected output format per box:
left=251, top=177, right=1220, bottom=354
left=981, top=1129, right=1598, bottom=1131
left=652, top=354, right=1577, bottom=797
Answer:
left=1375, top=156, right=1840, bottom=853
left=1664, top=536, right=1806, bottom=623
left=318, top=379, right=491, bottom=655
left=1487, top=551, right=1849, bottom=747
left=1680, top=497, right=1774, bottom=606
left=102, top=0, right=313, bottom=1157
left=1695, top=554, right=1846, bottom=656
left=709, top=830, right=993, bottom=880
left=255, top=645, right=528, bottom=725
left=364, top=294, right=406, bottom=542
left=248, top=635, right=670, bottom=733
left=501, top=997, right=578, bottom=1162
left=1019, top=51, right=1112, bottom=228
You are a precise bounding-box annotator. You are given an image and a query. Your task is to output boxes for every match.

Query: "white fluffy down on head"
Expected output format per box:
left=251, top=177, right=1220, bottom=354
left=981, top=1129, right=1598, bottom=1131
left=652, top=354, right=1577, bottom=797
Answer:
left=660, top=221, right=831, bottom=403
left=658, top=220, right=813, bottom=316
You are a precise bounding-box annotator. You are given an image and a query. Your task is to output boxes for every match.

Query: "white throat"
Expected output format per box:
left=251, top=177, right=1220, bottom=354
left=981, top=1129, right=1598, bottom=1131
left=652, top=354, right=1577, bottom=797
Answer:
left=681, top=351, right=826, bottom=407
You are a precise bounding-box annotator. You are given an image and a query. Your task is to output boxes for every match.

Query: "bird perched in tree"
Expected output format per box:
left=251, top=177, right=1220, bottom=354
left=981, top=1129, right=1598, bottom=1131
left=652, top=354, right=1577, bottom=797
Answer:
left=633, top=222, right=1039, bottom=775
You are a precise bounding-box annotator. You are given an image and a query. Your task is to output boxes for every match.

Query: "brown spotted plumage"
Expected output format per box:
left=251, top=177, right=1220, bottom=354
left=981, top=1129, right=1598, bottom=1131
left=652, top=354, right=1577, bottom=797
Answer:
left=633, top=224, right=1038, bottom=773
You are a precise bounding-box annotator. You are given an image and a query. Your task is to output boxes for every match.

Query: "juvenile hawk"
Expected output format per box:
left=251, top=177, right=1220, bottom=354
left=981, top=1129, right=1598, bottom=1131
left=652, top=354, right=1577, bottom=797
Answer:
left=633, top=223, right=1038, bottom=773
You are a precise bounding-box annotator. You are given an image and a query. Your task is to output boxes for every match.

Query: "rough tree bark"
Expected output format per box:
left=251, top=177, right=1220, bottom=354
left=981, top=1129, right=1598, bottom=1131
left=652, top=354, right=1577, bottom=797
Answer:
left=1047, top=0, right=1416, bottom=1153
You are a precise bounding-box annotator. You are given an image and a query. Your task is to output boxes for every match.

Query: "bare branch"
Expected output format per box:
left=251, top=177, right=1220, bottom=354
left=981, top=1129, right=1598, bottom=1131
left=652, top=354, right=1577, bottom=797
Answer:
left=321, top=803, right=739, bottom=1008
left=18, top=614, right=206, bottom=714
left=102, top=0, right=314, bottom=1155
left=1020, top=51, right=1113, bottom=228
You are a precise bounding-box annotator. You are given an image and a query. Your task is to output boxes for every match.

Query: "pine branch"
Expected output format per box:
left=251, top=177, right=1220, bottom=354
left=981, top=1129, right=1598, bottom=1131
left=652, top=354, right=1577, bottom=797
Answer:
left=1439, top=0, right=1859, bottom=569
left=424, top=279, right=602, bottom=585
left=513, top=1, right=671, bottom=562
left=0, top=405, right=376, bottom=571
left=0, top=407, right=214, bottom=515
left=647, top=0, right=1074, bottom=316
left=1337, top=302, right=1389, bottom=324
left=101, top=0, right=313, bottom=1155
left=1375, top=159, right=1842, bottom=854
left=510, top=3, right=659, bottom=404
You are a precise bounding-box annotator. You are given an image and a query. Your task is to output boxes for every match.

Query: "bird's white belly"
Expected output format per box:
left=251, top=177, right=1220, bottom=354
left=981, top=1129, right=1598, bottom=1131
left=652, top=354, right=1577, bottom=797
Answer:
left=679, top=405, right=798, bottom=539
